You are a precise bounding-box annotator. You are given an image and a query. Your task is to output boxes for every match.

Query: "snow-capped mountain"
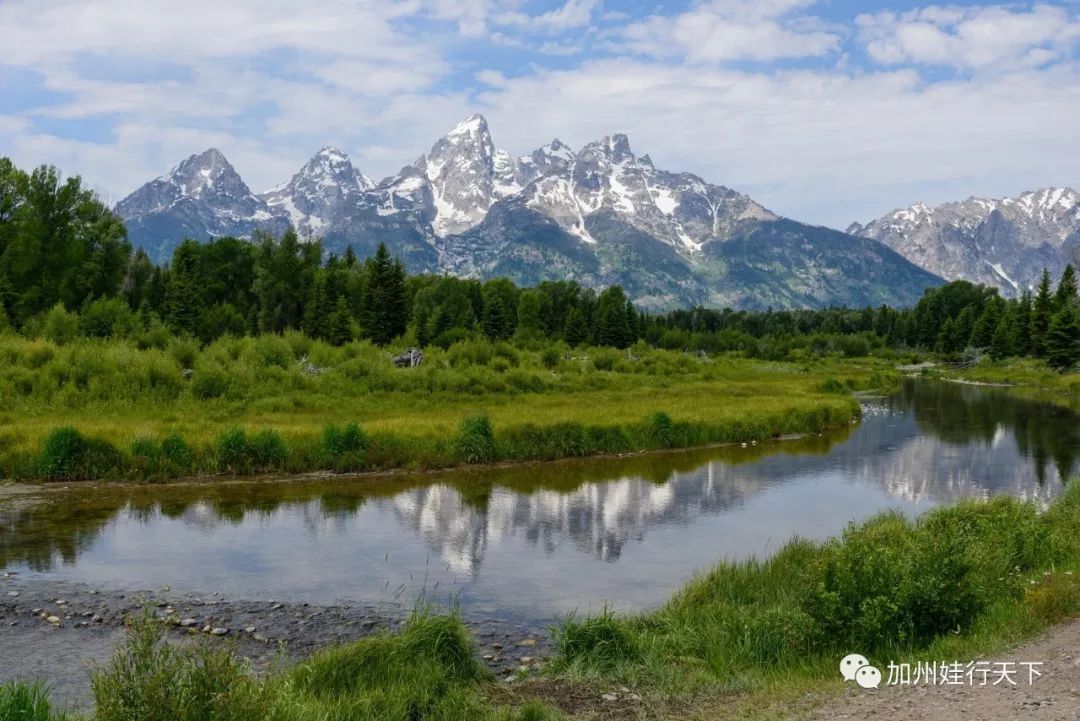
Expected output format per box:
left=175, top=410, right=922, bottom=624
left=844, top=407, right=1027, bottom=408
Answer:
left=259, top=147, right=373, bottom=240
left=116, top=115, right=944, bottom=310
left=849, top=188, right=1080, bottom=295
left=116, top=149, right=290, bottom=262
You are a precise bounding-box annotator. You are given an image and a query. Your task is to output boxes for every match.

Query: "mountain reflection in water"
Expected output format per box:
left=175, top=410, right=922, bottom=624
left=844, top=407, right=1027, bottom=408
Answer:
left=3, top=380, right=1077, bottom=619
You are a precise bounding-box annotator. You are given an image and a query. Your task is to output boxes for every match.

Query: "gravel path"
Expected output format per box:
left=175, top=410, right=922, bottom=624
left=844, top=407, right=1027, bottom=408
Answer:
left=804, top=619, right=1080, bottom=720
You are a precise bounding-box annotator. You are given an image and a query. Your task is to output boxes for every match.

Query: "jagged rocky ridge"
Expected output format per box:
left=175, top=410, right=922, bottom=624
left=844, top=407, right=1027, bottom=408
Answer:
left=849, top=188, right=1080, bottom=296
left=117, top=115, right=943, bottom=310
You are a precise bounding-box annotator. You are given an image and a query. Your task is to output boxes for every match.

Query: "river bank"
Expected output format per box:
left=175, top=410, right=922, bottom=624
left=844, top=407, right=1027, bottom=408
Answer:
left=0, top=337, right=884, bottom=483
left=0, top=574, right=555, bottom=711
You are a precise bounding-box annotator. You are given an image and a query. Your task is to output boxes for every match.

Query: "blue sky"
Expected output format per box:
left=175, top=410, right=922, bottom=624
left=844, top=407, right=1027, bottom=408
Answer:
left=2, top=0, right=1080, bottom=227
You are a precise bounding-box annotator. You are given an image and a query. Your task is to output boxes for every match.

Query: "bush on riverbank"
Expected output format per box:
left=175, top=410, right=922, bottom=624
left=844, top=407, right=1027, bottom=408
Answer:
left=14, top=397, right=858, bottom=482
left=0, top=681, right=70, bottom=721
left=550, top=480, right=1080, bottom=695
left=80, top=609, right=559, bottom=721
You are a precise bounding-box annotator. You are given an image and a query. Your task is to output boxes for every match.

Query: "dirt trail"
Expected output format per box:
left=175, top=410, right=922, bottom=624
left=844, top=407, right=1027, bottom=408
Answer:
left=803, top=619, right=1080, bottom=720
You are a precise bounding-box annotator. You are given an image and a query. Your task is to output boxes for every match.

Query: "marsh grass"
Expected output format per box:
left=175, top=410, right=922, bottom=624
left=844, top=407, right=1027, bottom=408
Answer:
left=942, top=358, right=1080, bottom=409
left=80, top=608, right=559, bottom=721
left=0, top=336, right=877, bottom=481
left=549, top=479, right=1080, bottom=700
left=0, top=681, right=69, bottom=721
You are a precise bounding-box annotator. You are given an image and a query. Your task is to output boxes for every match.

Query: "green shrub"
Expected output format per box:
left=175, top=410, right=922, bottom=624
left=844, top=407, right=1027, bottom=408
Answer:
left=160, top=434, right=194, bottom=477
left=38, top=426, right=123, bottom=480
left=540, top=347, right=560, bottom=369
left=41, top=304, right=80, bottom=345
left=320, top=422, right=368, bottom=470
left=249, top=429, right=288, bottom=470
left=647, top=411, right=677, bottom=448
left=591, top=348, right=621, bottom=371
left=0, top=681, right=68, bottom=721
left=456, top=415, right=495, bottom=463
left=216, top=428, right=250, bottom=473
left=191, top=368, right=229, bottom=400
left=91, top=611, right=262, bottom=721
left=168, top=338, right=198, bottom=370
left=80, top=297, right=136, bottom=338
left=803, top=512, right=981, bottom=651
left=553, top=608, right=640, bottom=672
left=130, top=437, right=161, bottom=477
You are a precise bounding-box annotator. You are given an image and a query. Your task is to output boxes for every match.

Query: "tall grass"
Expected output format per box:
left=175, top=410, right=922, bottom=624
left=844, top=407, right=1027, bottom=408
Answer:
left=79, top=608, right=558, bottom=721
left=0, top=681, right=69, bottom=721
left=0, top=335, right=877, bottom=481
left=550, top=480, right=1080, bottom=696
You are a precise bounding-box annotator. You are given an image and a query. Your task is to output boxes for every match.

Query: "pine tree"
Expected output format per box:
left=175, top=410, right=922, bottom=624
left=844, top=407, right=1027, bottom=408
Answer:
left=164, top=242, right=203, bottom=336
left=970, top=302, right=999, bottom=349
left=1045, top=305, right=1080, bottom=371
left=327, top=296, right=353, bottom=346
left=360, top=243, right=407, bottom=345
left=343, top=245, right=357, bottom=268
left=989, top=313, right=1017, bottom=360
left=594, top=286, right=633, bottom=348
left=564, top=307, right=589, bottom=347
left=1031, top=269, right=1053, bottom=357
left=303, top=275, right=329, bottom=340
left=1054, top=263, right=1078, bottom=311
left=1014, top=291, right=1033, bottom=356
left=482, top=294, right=512, bottom=341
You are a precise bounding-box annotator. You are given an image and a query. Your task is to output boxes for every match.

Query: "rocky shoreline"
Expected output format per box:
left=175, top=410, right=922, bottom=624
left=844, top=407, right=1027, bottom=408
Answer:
left=0, top=572, right=555, bottom=711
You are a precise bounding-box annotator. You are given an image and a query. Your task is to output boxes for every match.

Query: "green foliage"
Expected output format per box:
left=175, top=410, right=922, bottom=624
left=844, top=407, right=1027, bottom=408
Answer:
left=38, top=427, right=122, bottom=480
left=320, top=422, right=368, bottom=470
left=191, top=367, right=229, bottom=399
left=216, top=427, right=251, bottom=473
left=553, top=608, right=640, bottom=673
left=249, top=429, right=289, bottom=471
left=160, top=433, right=194, bottom=476
left=81, top=297, right=136, bottom=338
left=805, top=513, right=980, bottom=650
left=456, top=415, right=495, bottom=463
left=91, top=610, right=262, bottom=721
left=361, top=242, right=408, bottom=345
left=41, top=304, right=79, bottom=345
left=215, top=427, right=287, bottom=473
left=550, top=485, right=1080, bottom=696
left=646, top=411, right=677, bottom=448
left=1046, top=305, right=1080, bottom=371
left=0, top=681, right=68, bottom=721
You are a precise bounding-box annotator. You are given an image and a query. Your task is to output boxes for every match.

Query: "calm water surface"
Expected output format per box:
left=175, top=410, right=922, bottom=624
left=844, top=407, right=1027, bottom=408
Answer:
left=3, top=380, right=1078, bottom=624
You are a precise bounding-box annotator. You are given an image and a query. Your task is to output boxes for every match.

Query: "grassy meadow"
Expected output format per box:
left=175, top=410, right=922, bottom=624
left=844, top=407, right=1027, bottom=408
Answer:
left=0, top=333, right=884, bottom=482
left=932, top=358, right=1080, bottom=409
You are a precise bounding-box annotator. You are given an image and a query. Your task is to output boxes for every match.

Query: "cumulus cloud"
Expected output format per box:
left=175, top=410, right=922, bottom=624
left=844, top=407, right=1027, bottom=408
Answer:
left=858, top=3, right=1080, bottom=70
left=614, top=0, right=841, bottom=62
left=1, top=0, right=1078, bottom=230
left=498, top=0, right=600, bottom=32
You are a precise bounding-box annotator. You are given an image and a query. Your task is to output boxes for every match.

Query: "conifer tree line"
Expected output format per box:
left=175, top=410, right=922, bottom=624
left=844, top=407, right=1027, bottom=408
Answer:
left=1, top=158, right=1079, bottom=371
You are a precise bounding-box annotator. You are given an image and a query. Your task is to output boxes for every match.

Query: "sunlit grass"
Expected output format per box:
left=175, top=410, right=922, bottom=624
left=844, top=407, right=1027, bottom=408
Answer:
left=0, top=335, right=885, bottom=481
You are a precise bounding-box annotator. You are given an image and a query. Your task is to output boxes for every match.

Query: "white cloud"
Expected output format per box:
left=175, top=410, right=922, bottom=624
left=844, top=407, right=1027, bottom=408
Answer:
left=858, top=3, right=1080, bottom=70
left=498, top=0, right=600, bottom=32
left=471, top=58, right=1080, bottom=226
left=615, top=0, right=841, bottom=62
left=1, top=0, right=1079, bottom=234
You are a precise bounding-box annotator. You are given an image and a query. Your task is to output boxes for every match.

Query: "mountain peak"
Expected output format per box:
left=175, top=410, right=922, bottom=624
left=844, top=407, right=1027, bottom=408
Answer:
left=446, top=113, right=489, bottom=139
left=164, top=148, right=245, bottom=200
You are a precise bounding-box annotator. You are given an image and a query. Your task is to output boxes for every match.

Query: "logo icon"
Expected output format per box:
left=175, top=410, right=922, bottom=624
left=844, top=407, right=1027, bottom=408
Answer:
left=840, top=653, right=881, bottom=689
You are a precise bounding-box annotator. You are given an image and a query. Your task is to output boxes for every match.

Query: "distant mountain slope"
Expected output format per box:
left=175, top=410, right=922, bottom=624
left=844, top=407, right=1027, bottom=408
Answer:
left=849, top=188, right=1080, bottom=295
left=116, top=149, right=289, bottom=263
left=116, top=115, right=944, bottom=310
